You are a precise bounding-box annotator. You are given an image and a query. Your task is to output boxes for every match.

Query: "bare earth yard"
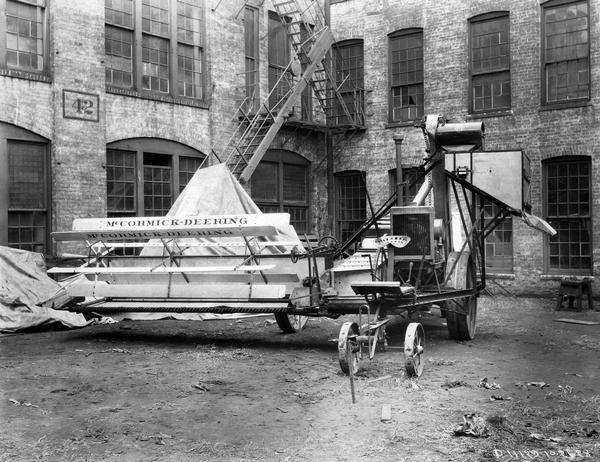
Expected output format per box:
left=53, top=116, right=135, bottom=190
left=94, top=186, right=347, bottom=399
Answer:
left=1, top=295, right=599, bottom=461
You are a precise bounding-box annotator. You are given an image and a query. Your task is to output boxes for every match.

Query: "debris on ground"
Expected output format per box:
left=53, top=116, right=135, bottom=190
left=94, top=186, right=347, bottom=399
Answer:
left=192, top=383, right=209, bottom=392
left=479, top=377, right=501, bottom=390
left=78, top=348, right=132, bottom=356
left=527, top=382, right=549, bottom=389
left=553, top=318, right=600, bottom=326
left=381, top=404, right=392, bottom=422
left=442, top=380, right=469, bottom=389
left=529, top=432, right=562, bottom=443
left=453, top=414, right=490, bottom=438
left=9, top=398, right=39, bottom=408
left=490, top=395, right=512, bottom=401
left=367, top=375, right=392, bottom=384
left=276, top=407, right=288, bottom=413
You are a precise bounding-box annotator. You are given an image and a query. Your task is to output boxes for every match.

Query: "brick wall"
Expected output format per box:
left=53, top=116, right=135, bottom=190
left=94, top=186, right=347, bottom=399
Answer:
left=330, top=0, right=600, bottom=296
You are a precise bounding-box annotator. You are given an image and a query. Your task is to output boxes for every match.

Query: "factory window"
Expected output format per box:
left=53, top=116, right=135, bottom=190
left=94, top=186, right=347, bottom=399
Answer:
left=243, top=5, right=259, bottom=114
left=105, top=0, right=205, bottom=100
left=268, top=10, right=292, bottom=112
left=542, top=0, right=589, bottom=105
left=0, top=123, right=50, bottom=254
left=469, top=12, right=510, bottom=113
left=251, top=150, right=310, bottom=235
left=483, top=203, right=513, bottom=273
left=335, top=170, right=366, bottom=244
left=332, top=39, right=364, bottom=126
left=106, top=138, right=205, bottom=217
left=543, top=156, right=591, bottom=274
left=0, top=0, right=46, bottom=74
left=388, top=29, right=423, bottom=123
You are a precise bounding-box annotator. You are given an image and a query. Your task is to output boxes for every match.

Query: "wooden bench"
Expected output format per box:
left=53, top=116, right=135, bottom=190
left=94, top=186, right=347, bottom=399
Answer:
left=49, top=213, right=310, bottom=314
left=556, top=278, right=594, bottom=311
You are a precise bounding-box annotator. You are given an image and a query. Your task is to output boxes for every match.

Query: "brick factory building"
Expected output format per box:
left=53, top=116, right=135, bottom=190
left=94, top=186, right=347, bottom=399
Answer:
left=0, top=0, right=598, bottom=296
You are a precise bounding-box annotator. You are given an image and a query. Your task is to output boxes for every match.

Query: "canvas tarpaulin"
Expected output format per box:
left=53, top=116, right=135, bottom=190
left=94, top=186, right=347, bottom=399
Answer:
left=0, top=246, right=88, bottom=333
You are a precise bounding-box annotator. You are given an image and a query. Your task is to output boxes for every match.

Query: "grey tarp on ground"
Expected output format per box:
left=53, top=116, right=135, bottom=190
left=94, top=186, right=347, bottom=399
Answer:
left=92, top=163, right=304, bottom=321
left=0, top=246, right=88, bottom=333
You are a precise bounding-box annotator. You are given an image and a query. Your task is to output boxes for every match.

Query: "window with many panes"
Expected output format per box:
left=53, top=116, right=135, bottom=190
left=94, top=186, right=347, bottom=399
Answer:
left=544, top=157, right=591, bottom=274
left=251, top=150, right=310, bottom=234
left=106, top=139, right=205, bottom=217
left=469, top=12, right=510, bottom=113
left=336, top=170, right=366, bottom=243
left=542, top=0, right=589, bottom=105
left=389, top=29, right=423, bottom=123
left=243, top=5, right=259, bottom=114
left=332, top=40, right=364, bottom=126
left=268, top=10, right=291, bottom=112
left=1, top=123, right=50, bottom=253
left=0, top=0, right=46, bottom=73
left=483, top=203, right=513, bottom=273
left=105, top=0, right=205, bottom=100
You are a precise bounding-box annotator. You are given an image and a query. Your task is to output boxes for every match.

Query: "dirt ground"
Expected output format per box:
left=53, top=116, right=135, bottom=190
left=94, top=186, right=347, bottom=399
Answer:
left=1, top=295, right=599, bottom=462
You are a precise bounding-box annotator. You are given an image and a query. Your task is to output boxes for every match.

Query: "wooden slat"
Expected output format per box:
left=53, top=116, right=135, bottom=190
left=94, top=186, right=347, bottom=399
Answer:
left=65, top=281, right=287, bottom=299
left=48, top=264, right=276, bottom=274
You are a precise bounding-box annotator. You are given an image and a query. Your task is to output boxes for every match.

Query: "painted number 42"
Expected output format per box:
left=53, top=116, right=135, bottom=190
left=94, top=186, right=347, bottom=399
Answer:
left=72, top=98, right=94, bottom=115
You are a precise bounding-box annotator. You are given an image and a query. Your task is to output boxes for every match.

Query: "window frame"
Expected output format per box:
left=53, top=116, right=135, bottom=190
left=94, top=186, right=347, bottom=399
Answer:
left=331, top=38, right=364, bottom=126
left=0, top=0, right=49, bottom=79
left=482, top=202, right=514, bottom=274
left=468, top=11, right=511, bottom=114
left=335, top=169, right=367, bottom=244
left=0, top=122, right=50, bottom=253
left=250, top=149, right=311, bottom=235
left=540, top=0, right=590, bottom=107
left=243, top=4, right=259, bottom=114
left=106, top=138, right=206, bottom=217
left=105, top=0, right=207, bottom=104
left=388, top=28, right=424, bottom=124
left=543, top=155, right=592, bottom=275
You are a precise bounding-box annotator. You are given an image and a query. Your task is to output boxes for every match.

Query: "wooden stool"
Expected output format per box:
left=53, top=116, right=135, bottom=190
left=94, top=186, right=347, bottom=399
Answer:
left=556, top=278, right=593, bottom=311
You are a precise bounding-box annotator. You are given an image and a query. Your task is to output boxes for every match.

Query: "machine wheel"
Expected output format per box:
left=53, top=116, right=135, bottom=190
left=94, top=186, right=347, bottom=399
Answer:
left=404, top=322, right=425, bottom=377
left=338, top=321, right=360, bottom=375
left=446, top=257, right=477, bottom=341
left=274, top=312, right=308, bottom=333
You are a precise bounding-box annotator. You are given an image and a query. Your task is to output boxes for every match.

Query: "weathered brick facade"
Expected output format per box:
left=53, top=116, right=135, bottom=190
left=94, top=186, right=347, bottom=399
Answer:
left=0, top=0, right=598, bottom=296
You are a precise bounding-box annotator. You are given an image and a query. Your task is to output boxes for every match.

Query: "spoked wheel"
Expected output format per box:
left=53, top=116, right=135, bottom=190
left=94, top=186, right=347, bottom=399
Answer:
left=404, top=322, right=425, bottom=377
left=338, top=321, right=360, bottom=375
left=446, top=257, right=477, bottom=340
left=274, top=312, right=308, bottom=333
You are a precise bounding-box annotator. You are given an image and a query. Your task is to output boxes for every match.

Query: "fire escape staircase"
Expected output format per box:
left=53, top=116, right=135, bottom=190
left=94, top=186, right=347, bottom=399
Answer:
left=221, top=0, right=364, bottom=184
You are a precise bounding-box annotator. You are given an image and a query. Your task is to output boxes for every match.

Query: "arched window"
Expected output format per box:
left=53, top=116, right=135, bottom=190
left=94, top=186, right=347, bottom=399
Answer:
left=106, top=138, right=205, bottom=217
left=0, top=122, right=50, bottom=253
left=543, top=156, right=591, bottom=274
left=250, top=150, right=310, bottom=234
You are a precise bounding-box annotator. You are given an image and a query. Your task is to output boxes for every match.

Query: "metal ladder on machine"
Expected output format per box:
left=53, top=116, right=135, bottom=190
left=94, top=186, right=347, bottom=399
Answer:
left=220, top=8, right=333, bottom=183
